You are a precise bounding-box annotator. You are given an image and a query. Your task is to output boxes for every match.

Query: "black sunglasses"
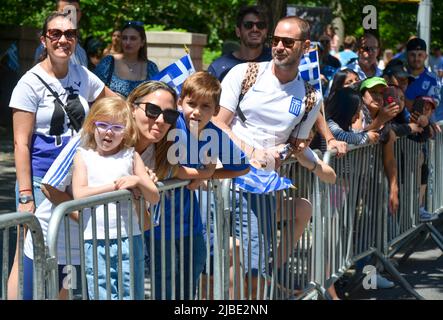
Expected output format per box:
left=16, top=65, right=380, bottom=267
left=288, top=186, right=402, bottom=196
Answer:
left=242, top=21, right=267, bottom=30
left=360, top=46, right=378, bottom=53
left=134, top=102, right=179, bottom=125
left=271, top=35, right=304, bottom=48
left=45, top=28, right=77, bottom=41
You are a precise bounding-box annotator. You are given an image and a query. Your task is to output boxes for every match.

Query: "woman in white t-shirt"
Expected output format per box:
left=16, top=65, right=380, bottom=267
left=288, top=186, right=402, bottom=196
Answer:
left=8, top=11, right=114, bottom=299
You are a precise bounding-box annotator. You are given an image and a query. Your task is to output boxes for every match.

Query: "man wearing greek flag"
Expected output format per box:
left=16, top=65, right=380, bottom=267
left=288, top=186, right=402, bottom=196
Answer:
left=151, top=54, right=195, bottom=94
left=213, top=16, right=323, bottom=296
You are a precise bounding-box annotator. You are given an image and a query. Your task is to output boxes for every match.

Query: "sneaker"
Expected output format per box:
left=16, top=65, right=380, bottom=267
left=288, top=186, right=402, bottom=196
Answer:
left=376, top=274, right=394, bottom=289
left=419, top=207, right=438, bottom=222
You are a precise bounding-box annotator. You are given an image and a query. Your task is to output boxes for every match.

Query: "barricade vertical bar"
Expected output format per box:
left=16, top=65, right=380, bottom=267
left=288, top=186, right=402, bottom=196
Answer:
left=78, top=210, right=87, bottom=299
left=179, top=187, right=185, bottom=299
left=170, top=189, right=176, bottom=300
left=2, top=229, right=9, bottom=299
left=104, top=204, right=111, bottom=300
left=91, top=206, right=99, bottom=299
left=116, top=202, right=123, bottom=300
left=128, top=199, right=135, bottom=300
left=189, top=187, right=194, bottom=299
left=63, top=214, right=73, bottom=299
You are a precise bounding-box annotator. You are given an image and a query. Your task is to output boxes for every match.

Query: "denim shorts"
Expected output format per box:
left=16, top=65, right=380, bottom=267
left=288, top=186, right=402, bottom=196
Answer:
left=200, top=189, right=275, bottom=277
left=84, top=235, right=144, bottom=300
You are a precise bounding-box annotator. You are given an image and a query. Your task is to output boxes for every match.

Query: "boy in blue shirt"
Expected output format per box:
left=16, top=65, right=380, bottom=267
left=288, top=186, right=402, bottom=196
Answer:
left=148, top=71, right=249, bottom=299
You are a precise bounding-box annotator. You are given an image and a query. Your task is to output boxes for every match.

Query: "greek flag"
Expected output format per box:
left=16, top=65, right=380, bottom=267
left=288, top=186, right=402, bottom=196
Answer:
left=234, top=166, right=293, bottom=194
left=42, top=134, right=81, bottom=190
left=298, top=45, right=321, bottom=94
left=151, top=54, right=195, bottom=94
left=6, top=42, right=20, bottom=73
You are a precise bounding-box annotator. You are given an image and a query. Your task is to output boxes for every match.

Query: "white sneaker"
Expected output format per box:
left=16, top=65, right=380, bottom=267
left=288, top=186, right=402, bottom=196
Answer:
left=376, top=274, right=394, bottom=289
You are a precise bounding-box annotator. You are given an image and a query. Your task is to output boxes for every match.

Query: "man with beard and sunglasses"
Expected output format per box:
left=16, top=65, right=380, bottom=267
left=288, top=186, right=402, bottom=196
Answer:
left=208, top=5, right=271, bottom=82
left=213, top=16, right=323, bottom=298
left=346, top=32, right=383, bottom=80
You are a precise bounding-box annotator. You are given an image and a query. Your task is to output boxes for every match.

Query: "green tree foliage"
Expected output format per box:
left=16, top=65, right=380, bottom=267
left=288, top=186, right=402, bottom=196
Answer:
left=0, top=0, right=440, bottom=51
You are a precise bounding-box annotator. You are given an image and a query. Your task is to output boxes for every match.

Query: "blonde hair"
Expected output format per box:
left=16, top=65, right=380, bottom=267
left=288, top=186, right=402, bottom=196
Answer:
left=81, top=97, right=138, bottom=151
left=127, top=81, right=178, bottom=180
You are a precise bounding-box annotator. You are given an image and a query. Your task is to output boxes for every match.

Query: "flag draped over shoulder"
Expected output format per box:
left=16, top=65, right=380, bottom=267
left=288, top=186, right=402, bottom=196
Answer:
left=151, top=54, right=195, bottom=94
left=234, top=165, right=293, bottom=194
left=298, top=45, right=322, bottom=95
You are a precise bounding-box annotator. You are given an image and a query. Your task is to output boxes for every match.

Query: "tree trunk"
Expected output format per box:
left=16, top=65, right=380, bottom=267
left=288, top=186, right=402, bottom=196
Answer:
left=258, top=0, right=287, bottom=37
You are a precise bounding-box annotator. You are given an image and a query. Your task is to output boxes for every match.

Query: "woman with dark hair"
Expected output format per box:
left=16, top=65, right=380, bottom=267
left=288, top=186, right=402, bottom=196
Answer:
left=8, top=11, right=114, bottom=299
left=103, top=29, right=123, bottom=56
left=95, top=21, right=159, bottom=97
left=327, top=68, right=360, bottom=102
left=326, top=87, right=379, bottom=145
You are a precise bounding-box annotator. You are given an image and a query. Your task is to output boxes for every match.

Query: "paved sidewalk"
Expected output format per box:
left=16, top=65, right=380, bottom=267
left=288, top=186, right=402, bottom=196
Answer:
left=345, top=219, right=443, bottom=300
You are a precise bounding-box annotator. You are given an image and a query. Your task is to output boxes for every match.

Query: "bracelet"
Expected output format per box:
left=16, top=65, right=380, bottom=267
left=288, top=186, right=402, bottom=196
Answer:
left=310, top=161, right=318, bottom=172
left=327, top=138, right=336, bottom=144
left=19, top=188, right=32, bottom=193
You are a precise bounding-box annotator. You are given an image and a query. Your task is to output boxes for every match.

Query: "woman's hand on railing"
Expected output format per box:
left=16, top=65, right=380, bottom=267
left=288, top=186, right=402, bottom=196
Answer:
left=367, top=131, right=380, bottom=144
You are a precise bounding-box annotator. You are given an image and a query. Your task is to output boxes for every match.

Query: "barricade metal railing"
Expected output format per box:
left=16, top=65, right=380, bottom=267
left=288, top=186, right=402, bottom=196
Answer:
left=5, top=126, right=443, bottom=300
left=0, top=212, right=46, bottom=300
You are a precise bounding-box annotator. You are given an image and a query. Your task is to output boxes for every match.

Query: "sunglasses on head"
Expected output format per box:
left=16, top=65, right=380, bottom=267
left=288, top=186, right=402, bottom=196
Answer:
left=124, top=20, right=145, bottom=28
left=134, top=102, right=179, bottom=125
left=45, top=28, right=77, bottom=41
left=242, top=21, right=267, bottom=30
left=360, top=46, right=378, bottom=53
left=271, top=35, right=304, bottom=49
left=94, top=121, right=125, bottom=134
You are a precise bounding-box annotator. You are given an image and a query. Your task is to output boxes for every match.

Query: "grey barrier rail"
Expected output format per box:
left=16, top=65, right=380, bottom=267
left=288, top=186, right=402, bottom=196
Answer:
left=428, top=121, right=443, bottom=216
left=216, top=157, right=321, bottom=300
left=320, top=131, right=443, bottom=300
left=45, top=179, right=224, bottom=300
left=0, top=212, right=46, bottom=300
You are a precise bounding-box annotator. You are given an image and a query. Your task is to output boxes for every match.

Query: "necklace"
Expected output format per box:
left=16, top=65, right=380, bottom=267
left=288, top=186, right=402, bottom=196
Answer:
left=123, top=59, right=139, bottom=73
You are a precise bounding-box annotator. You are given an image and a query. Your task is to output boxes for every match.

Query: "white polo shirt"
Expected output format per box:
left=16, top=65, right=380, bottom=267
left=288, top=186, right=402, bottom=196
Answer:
left=220, top=61, right=321, bottom=149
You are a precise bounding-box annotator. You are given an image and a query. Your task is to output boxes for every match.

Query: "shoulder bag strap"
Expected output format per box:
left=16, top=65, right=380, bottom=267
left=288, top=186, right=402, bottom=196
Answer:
left=236, top=62, right=259, bottom=123
left=32, top=72, right=66, bottom=107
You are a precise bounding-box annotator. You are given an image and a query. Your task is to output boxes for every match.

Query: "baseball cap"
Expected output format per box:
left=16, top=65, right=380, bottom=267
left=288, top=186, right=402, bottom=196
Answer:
left=383, top=60, right=409, bottom=78
left=406, top=38, right=427, bottom=52
left=420, top=96, right=437, bottom=109
left=360, top=77, right=387, bottom=92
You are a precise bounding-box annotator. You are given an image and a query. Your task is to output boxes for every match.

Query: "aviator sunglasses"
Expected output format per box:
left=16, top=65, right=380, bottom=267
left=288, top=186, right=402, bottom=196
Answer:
left=45, top=28, right=77, bottom=41
left=134, top=102, right=180, bottom=125
left=271, top=35, right=304, bottom=49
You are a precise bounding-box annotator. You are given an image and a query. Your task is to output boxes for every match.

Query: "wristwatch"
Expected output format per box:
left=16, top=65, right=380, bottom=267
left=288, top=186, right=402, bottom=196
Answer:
left=18, top=194, right=34, bottom=204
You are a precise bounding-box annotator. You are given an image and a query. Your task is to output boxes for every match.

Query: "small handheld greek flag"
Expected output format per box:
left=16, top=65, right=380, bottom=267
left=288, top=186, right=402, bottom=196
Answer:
left=6, top=42, right=20, bottom=73
left=234, top=166, right=293, bottom=194
left=298, top=45, right=321, bottom=95
left=151, top=54, right=195, bottom=94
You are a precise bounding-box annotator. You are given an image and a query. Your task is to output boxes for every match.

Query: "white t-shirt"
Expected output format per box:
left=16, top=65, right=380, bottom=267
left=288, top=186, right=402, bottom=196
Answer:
left=10, top=62, right=103, bottom=136
left=220, top=61, right=321, bottom=148
left=78, top=147, right=141, bottom=240
left=9, top=62, right=104, bottom=178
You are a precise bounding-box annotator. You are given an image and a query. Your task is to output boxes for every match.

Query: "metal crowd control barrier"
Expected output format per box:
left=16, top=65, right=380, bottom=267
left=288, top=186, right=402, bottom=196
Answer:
left=45, top=179, right=223, bottom=300
left=428, top=121, right=443, bottom=215
left=215, top=158, right=319, bottom=300
left=0, top=212, right=46, bottom=300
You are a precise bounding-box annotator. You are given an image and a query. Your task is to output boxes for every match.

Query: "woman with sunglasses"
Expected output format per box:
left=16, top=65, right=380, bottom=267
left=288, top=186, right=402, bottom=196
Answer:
left=95, top=21, right=159, bottom=97
left=8, top=11, right=115, bottom=299
left=19, top=81, right=180, bottom=300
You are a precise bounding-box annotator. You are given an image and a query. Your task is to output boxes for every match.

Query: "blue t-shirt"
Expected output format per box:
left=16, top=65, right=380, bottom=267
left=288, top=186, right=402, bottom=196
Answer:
left=405, top=69, right=441, bottom=106
left=207, top=47, right=272, bottom=81
left=150, top=113, right=249, bottom=239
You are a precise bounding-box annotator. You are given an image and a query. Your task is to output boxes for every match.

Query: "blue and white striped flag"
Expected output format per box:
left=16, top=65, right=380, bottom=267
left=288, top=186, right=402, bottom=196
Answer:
left=298, top=44, right=322, bottom=95
left=234, top=166, right=293, bottom=194
left=42, top=134, right=81, bottom=190
left=151, top=54, right=195, bottom=95
left=6, top=42, right=20, bottom=73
